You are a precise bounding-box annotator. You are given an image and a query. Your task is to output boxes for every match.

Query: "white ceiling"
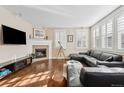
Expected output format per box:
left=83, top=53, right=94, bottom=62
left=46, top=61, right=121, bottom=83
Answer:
left=2, top=5, right=120, bottom=27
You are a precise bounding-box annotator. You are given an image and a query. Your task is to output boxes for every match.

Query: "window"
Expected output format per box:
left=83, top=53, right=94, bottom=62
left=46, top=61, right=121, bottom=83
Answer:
left=91, top=8, right=124, bottom=52
left=93, top=22, right=112, bottom=49
left=101, top=24, right=106, bottom=48
left=117, top=15, right=124, bottom=50
left=106, top=21, right=113, bottom=48
left=95, top=27, right=100, bottom=48
left=55, top=31, right=66, bottom=49
left=76, top=31, right=88, bottom=48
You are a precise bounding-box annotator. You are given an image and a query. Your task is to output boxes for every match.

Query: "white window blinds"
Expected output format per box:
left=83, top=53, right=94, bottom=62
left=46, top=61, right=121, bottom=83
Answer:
left=117, top=15, right=124, bottom=49
left=55, top=31, right=66, bottom=49
left=101, top=24, right=106, bottom=48
left=76, top=31, right=88, bottom=48
left=106, top=21, right=113, bottom=48
left=95, top=27, right=100, bottom=48
left=93, top=29, right=96, bottom=48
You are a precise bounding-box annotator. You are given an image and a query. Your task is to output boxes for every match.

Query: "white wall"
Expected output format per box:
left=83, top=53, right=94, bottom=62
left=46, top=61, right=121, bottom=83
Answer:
left=0, top=6, right=90, bottom=62
left=0, top=7, right=33, bottom=63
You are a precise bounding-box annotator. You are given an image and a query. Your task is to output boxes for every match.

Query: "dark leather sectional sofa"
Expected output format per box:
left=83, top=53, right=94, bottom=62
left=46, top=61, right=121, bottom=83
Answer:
left=68, top=50, right=124, bottom=87
left=69, top=50, right=123, bottom=67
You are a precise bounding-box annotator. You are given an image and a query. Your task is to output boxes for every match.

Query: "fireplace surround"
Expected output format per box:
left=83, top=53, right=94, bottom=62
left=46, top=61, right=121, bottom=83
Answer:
left=27, top=39, right=52, bottom=62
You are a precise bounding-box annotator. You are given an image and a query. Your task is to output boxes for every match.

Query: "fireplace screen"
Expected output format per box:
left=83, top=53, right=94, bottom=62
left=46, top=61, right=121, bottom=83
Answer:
left=35, top=48, right=47, bottom=58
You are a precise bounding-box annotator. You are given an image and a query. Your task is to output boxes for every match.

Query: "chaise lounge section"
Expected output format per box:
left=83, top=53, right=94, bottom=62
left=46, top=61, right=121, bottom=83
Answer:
left=67, top=60, right=124, bottom=87
left=80, top=66, right=124, bottom=87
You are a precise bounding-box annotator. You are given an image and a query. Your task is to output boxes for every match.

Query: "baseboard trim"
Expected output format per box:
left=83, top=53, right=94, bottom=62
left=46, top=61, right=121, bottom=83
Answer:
left=32, top=57, right=69, bottom=63
left=52, top=57, right=69, bottom=59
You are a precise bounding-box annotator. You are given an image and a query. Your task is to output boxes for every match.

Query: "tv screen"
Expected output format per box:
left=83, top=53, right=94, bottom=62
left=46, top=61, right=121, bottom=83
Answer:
left=2, top=25, right=26, bottom=44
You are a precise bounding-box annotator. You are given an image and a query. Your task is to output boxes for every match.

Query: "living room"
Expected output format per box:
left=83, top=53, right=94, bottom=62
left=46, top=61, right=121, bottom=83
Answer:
left=0, top=0, right=124, bottom=92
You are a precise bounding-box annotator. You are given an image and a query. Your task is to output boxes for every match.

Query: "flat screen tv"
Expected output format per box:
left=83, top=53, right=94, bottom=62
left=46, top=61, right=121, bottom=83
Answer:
left=2, top=25, right=26, bottom=44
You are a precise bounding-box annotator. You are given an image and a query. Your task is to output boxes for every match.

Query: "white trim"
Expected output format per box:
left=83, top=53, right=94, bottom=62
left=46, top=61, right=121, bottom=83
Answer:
left=52, top=57, right=69, bottom=59
left=32, top=58, right=48, bottom=63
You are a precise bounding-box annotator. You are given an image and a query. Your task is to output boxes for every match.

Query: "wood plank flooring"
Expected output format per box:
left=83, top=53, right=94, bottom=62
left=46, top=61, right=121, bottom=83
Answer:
left=0, top=59, right=67, bottom=87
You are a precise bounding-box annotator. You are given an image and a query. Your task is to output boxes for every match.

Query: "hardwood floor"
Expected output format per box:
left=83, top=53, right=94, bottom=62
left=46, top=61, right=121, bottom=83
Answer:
left=0, top=59, right=67, bottom=87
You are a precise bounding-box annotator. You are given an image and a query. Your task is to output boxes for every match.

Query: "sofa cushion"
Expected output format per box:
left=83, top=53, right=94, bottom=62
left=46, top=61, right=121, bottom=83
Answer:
left=86, top=50, right=91, bottom=56
left=99, top=53, right=113, bottom=61
left=89, top=50, right=94, bottom=57
left=112, top=54, right=122, bottom=61
left=97, top=61, right=124, bottom=67
left=69, top=54, right=83, bottom=62
left=84, top=57, right=98, bottom=67
left=105, top=56, right=113, bottom=62
left=99, top=52, right=122, bottom=61
left=91, top=50, right=102, bottom=60
left=79, top=52, right=87, bottom=55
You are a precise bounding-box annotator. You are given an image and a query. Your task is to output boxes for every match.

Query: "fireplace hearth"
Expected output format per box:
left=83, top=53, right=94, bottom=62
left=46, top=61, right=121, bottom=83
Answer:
left=35, top=48, right=47, bottom=58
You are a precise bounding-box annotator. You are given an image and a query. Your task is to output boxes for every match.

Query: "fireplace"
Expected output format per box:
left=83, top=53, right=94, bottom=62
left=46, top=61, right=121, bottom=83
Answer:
left=33, top=45, right=49, bottom=59
left=35, top=48, right=47, bottom=58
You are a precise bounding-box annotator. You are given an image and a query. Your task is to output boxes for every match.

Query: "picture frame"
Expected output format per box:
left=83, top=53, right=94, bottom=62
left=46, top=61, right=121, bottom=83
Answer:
left=67, top=35, right=73, bottom=42
left=33, top=28, right=45, bottom=39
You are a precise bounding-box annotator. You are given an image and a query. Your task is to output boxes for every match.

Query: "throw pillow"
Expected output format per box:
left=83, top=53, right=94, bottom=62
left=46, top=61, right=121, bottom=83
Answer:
left=86, top=50, right=91, bottom=55
left=105, top=57, right=113, bottom=62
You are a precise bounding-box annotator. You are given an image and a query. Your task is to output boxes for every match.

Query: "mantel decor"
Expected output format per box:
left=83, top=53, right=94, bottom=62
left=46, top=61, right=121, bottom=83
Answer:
left=33, top=28, right=45, bottom=39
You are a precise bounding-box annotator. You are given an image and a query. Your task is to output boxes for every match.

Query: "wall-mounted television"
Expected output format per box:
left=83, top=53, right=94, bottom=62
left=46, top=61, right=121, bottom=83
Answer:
left=2, top=25, right=26, bottom=45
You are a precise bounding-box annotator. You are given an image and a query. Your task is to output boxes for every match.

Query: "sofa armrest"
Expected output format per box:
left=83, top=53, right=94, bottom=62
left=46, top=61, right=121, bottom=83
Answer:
left=97, top=61, right=124, bottom=67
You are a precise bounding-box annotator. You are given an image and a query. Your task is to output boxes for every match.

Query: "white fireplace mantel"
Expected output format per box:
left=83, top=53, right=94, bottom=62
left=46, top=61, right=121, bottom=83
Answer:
left=27, top=39, right=52, bottom=59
